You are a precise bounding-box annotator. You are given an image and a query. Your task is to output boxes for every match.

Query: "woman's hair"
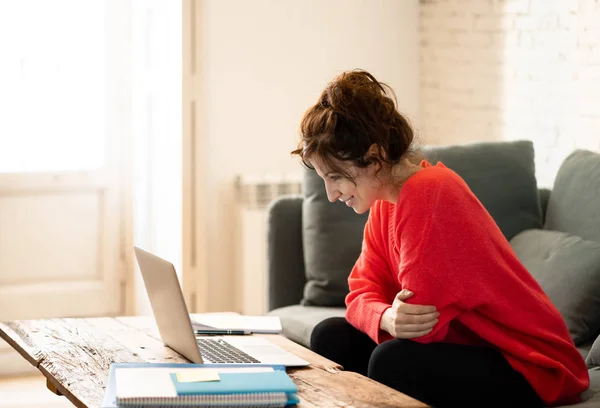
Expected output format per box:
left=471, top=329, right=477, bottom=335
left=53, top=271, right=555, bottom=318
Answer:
left=292, top=69, right=420, bottom=182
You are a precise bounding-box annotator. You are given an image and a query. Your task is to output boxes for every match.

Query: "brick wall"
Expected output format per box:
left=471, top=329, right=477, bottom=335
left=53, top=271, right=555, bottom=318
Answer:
left=420, top=0, right=600, bottom=187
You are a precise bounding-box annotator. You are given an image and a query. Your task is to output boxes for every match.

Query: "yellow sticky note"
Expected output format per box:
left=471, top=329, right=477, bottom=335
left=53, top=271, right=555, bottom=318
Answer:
left=176, top=370, right=220, bottom=383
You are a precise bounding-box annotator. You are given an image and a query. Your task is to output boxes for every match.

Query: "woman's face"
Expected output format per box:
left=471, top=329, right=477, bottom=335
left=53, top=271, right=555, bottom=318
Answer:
left=311, top=157, right=381, bottom=214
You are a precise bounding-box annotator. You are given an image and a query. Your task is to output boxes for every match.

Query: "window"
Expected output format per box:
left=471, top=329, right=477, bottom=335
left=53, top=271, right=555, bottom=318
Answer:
left=0, top=1, right=105, bottom=173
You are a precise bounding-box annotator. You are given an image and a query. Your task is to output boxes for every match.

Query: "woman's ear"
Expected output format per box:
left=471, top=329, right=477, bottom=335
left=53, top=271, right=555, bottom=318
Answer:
left=361, top=144, right=381, bottom=178
left=365, top=143, right=387, bottom=162
left=366, top=143, right=378, bottom=158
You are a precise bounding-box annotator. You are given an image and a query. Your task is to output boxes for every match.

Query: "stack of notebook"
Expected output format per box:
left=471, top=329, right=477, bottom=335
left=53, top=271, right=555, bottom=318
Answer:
left=102, top=363, right=299, bottom=408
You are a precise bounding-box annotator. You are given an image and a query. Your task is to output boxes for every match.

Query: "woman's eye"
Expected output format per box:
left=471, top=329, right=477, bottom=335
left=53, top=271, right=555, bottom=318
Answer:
left=330, top=176, right=340, bottom=182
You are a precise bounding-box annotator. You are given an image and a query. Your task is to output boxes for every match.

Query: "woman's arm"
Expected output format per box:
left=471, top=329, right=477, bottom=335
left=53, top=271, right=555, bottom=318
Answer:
left=395, top=172, right=489, bottom=343
left=346, top=211, right=400, bottom=343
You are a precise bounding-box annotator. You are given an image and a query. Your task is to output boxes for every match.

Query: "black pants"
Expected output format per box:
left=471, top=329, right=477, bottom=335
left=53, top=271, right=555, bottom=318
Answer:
left=310, top=317, right=546, bottom=408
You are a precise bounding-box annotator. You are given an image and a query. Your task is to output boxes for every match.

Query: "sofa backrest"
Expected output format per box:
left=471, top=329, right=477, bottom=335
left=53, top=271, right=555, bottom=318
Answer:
left=301, top=166, right=368, bottom=306
left=509, top=149, right=600, bottom=346
left=423, top=140, right=542, bottom=241
left=545, top=150, right=600, bottom=242
left=300, top=140, right=543, bottom=307
left=538, top=188, right=552, bottom=225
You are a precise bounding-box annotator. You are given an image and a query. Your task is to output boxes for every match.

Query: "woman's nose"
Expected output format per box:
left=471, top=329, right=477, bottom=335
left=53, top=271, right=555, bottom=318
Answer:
left=325, top=184, right=340, bottom=203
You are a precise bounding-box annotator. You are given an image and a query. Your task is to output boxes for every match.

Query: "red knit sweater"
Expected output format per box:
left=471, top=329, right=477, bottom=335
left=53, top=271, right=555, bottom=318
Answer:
left=345, top=161, right=589, bottom=406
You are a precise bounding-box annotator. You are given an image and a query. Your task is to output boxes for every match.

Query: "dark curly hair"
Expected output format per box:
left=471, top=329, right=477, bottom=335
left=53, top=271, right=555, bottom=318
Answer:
left=292, top=69, right=420, bottom=183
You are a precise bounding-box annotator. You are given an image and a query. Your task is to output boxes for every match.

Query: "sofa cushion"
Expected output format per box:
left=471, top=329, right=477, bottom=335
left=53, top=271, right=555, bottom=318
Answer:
left=424, top=140, right=542, bottom=241
left=545, top=150, right=600, bottom=242
left=557, top=367, right=600, bottom=408
left=301, top=167, right=369, bottom=306
left=578, top=338, right=596, bottom=362
left=268, top=305, right=346, bottom=348
left=587, top=335, right=600, bottom=368
left=510, top=229, right=600, bottom=345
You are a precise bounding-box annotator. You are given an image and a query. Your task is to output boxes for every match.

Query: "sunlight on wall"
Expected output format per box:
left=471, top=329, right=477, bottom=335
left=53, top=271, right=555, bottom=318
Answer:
left=200, top=0, right=420, bottom=312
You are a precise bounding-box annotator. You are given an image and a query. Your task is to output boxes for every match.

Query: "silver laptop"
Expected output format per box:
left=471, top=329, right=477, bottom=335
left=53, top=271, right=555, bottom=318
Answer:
left=134, top=246, right=309, bottom=367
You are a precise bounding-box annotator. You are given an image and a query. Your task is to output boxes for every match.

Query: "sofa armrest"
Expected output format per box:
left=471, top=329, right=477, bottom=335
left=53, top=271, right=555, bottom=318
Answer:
left=538, top=188, right=552, bottom=225
left=267, top=195, right=306, bottom=311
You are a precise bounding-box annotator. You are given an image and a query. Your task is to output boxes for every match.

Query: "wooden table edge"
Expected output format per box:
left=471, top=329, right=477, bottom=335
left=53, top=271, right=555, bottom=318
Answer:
left=38, top=364, right=87, bottom=408
left=0, top=326, right=39, bottom=368
left=0, top=324, right=86, bottom=406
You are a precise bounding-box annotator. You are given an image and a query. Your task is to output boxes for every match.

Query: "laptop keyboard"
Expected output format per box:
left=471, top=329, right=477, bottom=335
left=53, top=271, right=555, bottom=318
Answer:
left=196, top=338, right=261, bottom=363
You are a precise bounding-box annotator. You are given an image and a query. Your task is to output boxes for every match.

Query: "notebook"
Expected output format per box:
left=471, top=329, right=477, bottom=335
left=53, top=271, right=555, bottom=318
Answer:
left=101, top=363, right=299, bottom=408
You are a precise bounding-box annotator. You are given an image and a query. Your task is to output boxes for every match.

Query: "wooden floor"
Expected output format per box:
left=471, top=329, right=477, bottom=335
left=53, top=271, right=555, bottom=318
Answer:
left=0, top=374, right=73, bottom=408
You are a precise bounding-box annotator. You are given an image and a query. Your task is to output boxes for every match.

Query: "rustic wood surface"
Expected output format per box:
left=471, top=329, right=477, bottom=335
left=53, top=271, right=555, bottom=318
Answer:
left=0, top=316, right=428, bottom=408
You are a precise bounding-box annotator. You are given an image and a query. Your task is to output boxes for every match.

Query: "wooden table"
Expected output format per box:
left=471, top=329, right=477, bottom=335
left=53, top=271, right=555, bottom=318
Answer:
left=0, top=316, right=428, bottom=408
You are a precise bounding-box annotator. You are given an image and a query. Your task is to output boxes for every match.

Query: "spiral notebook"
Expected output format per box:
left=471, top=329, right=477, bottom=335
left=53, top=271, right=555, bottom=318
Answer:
left=101, top=363, right=299, bottom=408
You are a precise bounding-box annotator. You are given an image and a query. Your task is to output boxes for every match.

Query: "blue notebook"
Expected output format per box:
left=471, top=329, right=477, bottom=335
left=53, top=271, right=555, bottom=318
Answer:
left=101, top=363, right=299, bottom=408
left=171, top=371, right=297, bottom=395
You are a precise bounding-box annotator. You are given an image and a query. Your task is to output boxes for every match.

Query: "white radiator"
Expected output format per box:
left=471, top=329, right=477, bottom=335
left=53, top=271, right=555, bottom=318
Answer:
left=235, top=174, right=302, bottom=315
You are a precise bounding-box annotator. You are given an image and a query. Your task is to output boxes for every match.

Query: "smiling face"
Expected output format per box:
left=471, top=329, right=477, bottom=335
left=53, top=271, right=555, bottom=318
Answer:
left=292, top=71, right=419, bottom=212
left=311, top=156, right=383, bottom=214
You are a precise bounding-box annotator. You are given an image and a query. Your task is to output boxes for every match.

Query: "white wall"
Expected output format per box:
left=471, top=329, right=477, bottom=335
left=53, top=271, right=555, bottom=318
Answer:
left=420, top=0, right=600, bottom=188
left=198, top=0, right=420, bottom=311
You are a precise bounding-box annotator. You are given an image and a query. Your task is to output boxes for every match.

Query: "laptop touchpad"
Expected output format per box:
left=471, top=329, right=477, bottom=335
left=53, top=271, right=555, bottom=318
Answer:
left=240, top=345, right=289, bottom=356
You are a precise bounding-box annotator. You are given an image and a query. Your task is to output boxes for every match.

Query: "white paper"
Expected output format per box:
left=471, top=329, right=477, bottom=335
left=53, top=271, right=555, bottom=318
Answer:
left=116, top=369, right=177, bottom=398
left=191, top=314, right=282, bottom=333
left=115, top=367, right=275, bottom=399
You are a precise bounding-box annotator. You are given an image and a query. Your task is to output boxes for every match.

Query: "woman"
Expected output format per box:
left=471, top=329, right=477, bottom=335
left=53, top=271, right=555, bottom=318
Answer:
left=292, top=70, right=589, bottom=407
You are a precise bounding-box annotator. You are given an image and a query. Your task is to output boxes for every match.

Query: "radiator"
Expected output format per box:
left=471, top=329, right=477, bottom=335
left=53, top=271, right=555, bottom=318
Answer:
left=235, top=175, right=302, bottom=315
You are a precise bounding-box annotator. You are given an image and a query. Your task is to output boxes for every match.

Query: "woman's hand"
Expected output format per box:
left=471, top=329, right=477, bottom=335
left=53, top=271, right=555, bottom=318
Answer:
left=380, top=289, right=439, bottom=339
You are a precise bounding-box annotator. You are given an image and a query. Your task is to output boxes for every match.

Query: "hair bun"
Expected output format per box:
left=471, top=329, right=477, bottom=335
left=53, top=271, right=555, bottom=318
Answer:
left=319, top=92, right=329, bottom=108
left=293, top=69, right=416, bottom=174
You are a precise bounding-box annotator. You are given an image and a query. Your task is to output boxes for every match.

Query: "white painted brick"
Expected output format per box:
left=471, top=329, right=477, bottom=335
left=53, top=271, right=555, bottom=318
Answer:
left=572, top=125, right=600, bottom=151
left=425, top=32, right=460, bottom=46
left=588, top=50, right=600, bottom=64
left=514, top=16, right=541, bottom=30
left=455, top=32, right=493, bottom=47
left=420, top=0, right=600, bottom=158
left=473, top=49, right=506, bottom=63
left=577, top=47, right=595, bottom=63
left=537, top=16, right=560, bottom=30
left=529, top=0, right=572, bottom=15
left=519, top=32, right=535, bottom=46
left=578, top=0, right=599, bottom=13
left=462, top=0, right=497, bottom=15
left=431, top=48, right=460, bottom=63
left=559, top=14, right=579, bottom=30
left=436, top=12, right=474, bottom=30
left=475, top=15, right=515, bottom=31
left=578, top=10, right=600, bottom=29
left=427, top=0, right=462, bottom=16
left=561, top=0, right=580, bottom=14
left=420, top=9, right=435, bottom=20
left=577, top=30, right=600, bottom=48
left=496, top=0, right=530, bottom=14
left=579, top=97, right=600, bottom=116
left=502, top=32, right=520, bottom=47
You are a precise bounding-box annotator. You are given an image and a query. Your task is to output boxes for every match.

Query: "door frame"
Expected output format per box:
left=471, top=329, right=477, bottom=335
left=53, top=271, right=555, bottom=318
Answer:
left=182, top=0, right=210, bottom=313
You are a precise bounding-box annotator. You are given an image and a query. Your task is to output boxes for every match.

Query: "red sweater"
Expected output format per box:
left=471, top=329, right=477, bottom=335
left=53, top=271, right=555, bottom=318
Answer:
left=345, top=160, right=589, bottom=406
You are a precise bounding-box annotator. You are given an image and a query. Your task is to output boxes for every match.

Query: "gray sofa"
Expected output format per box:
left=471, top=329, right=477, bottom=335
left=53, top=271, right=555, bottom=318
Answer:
left=267, top=141, right=600, bottom=406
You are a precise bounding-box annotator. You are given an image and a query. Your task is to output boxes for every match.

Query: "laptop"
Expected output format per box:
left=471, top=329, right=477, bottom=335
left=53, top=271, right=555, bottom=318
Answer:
left=134, top=246, right=309, bottom=367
